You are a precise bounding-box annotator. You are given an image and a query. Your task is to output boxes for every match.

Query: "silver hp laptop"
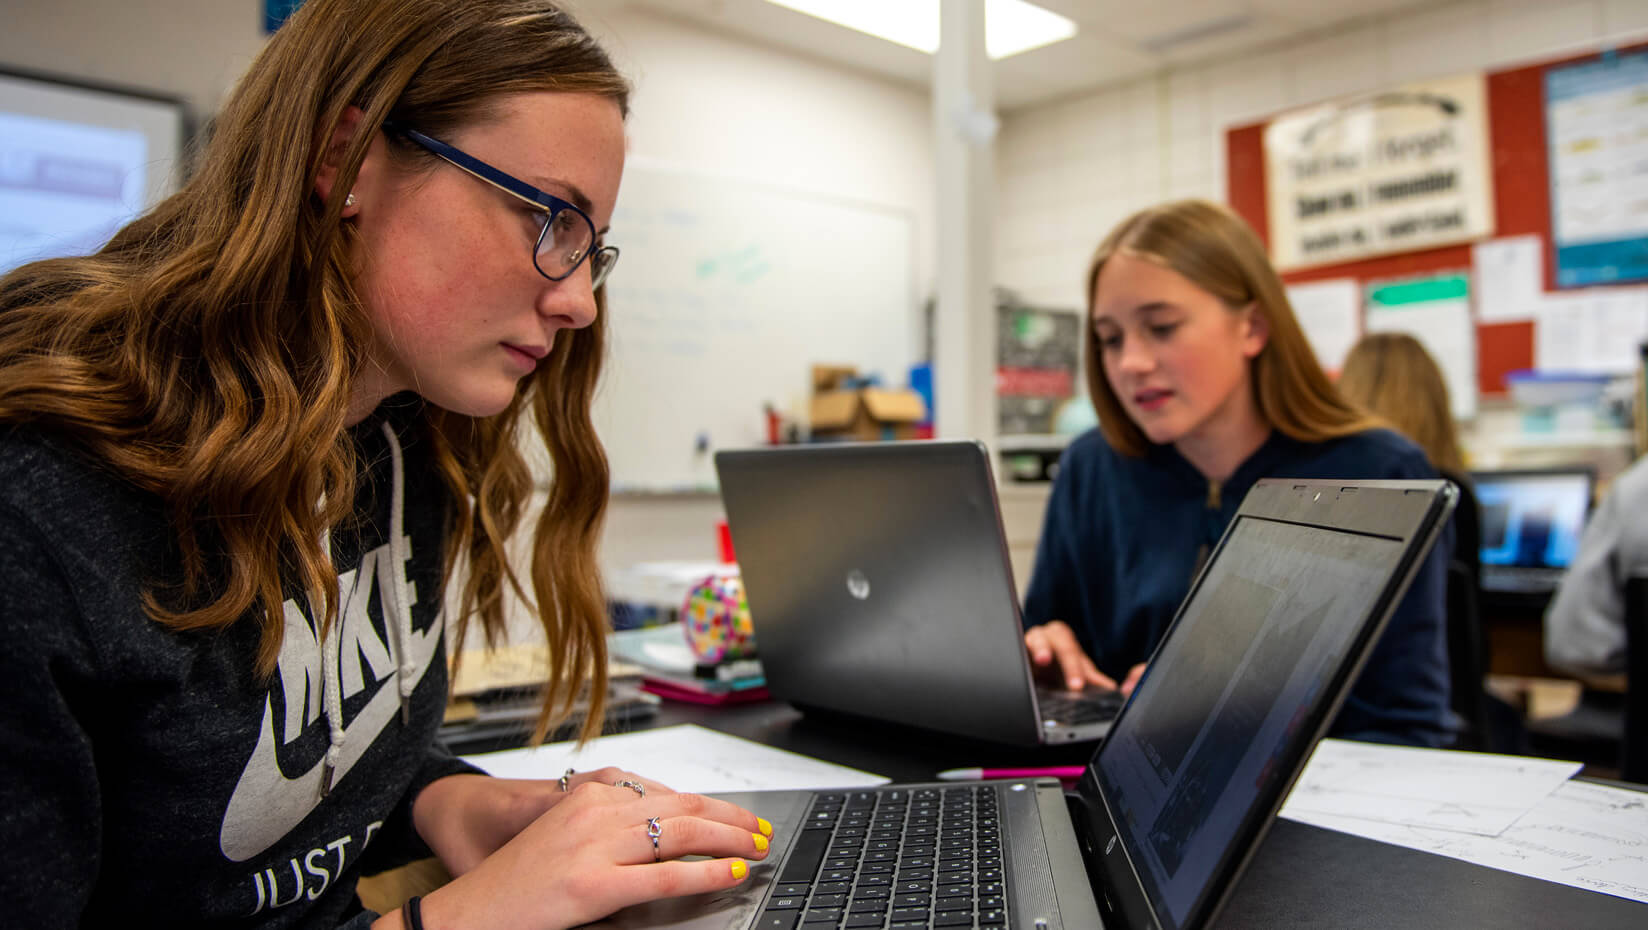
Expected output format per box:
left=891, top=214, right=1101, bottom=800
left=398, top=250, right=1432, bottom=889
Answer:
left=717, top=441, right=1123, bottom=745
left=1472, top=467, right=1593, bottom=593
left=591, top=476, right=1457, bottom=930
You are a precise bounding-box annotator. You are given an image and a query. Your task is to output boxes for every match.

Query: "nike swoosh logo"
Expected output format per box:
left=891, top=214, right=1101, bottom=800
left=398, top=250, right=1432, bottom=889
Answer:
left=218, top=548, right=441, bottom=863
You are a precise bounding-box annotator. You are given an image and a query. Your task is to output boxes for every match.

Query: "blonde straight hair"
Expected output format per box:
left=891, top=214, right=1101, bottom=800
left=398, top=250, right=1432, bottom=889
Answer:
left=1083, top=200, right=1384, bottom=457
left=1338, top=332, right=1465, bottom=472
left=0, top=0, right=626, bottom=743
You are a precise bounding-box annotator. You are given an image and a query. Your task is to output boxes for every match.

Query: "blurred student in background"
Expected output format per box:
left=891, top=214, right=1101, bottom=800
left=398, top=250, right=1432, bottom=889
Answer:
left=1338, top=332, right=1466, bottom=472
left=1546, top=454, right=1648, bottom=678
left=1338, top=332, right=1476, bottom=580
left=1338, top=332, right=1514, bottom=750
left=1021, top=199, right=1453, bottom=747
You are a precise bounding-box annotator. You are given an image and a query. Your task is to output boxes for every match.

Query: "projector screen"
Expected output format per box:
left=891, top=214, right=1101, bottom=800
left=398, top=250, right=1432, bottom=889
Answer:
left=0, top=70, right=186, bottom=276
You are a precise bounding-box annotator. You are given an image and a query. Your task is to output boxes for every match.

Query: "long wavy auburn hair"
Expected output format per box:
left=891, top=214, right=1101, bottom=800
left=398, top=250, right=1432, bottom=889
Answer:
left=0, top=0, right=626, bottom=744
left=1083, top=199, right=1384, bottom=457
left=1338, top=332, right=1464, bottom=472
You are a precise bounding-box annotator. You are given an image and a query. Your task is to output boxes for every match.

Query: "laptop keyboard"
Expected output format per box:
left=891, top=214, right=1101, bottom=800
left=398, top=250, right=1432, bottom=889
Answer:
left=1483, top=565, right=1559, bottom=592
left=754, top=786, right=1008, bottom=930
left=1037, top=687, right=1125, bottom=726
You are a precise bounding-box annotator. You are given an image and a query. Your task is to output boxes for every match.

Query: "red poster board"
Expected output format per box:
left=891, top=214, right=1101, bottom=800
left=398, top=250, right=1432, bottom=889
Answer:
left=1226, top=42, right=1648, bottom=396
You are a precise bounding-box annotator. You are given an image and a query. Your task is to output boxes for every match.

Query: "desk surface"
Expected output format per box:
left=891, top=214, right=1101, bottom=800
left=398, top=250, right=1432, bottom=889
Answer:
left=635, top=697, right=1648, bottom=929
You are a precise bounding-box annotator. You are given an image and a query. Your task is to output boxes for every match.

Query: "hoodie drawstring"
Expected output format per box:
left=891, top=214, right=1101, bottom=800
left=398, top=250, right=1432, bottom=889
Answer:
left=318, top=422, right=413, bottom=797
left=379, top=421, right=416, bottom=726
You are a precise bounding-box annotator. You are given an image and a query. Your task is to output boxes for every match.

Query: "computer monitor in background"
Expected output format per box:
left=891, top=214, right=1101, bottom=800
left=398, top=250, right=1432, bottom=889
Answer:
left=1472, top=467, right=1595, bottom=594
left=1, top=69, right=186, bottom=276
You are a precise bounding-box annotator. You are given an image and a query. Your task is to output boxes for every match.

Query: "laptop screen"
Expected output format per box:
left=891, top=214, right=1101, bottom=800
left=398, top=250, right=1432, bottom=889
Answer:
left=1093, top=514, right=1406, bottom=930
left=1473, top=471, right=1590, bottom=570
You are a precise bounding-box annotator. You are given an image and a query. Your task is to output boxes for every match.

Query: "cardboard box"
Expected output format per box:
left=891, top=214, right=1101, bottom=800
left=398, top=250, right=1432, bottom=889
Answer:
left=809, top=365, right=928, bottom=441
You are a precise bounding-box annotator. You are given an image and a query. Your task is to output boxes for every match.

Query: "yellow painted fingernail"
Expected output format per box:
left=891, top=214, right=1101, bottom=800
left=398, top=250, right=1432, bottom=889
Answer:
left=753, top=833, right=769, bottom=852
left=757, top=818, right=773, bottom=837
left=730, top=859, right=748, bottom=880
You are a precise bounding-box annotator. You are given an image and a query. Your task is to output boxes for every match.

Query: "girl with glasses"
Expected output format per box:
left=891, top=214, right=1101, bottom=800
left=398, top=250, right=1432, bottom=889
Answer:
left=0, top=1, right=768, bottom=927
left=1020, top=199, right=1456, bottom=749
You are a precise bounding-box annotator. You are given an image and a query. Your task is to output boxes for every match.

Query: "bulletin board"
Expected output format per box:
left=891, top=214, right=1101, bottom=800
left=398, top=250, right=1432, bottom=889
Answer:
left=1226, top=41, right=1648, bottom=398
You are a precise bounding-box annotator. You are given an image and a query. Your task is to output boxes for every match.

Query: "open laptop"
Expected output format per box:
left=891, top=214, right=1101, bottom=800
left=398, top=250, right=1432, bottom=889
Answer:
left=591, top=475, right=1456, bottom=930
left=1472, top=467, right=1593, bottom=594
left=716, top=441, right=1124, bottom=745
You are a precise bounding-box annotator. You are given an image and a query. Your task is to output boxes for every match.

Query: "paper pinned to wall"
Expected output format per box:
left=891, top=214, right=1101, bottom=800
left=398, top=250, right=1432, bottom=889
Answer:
left=1472, top=235, right=1545, bottom=322
left=1535, top=289, right=1648, bottom=373
left=1364, top=274, right=1478, bottom=418
left=1286, top=279, right=1361, bottom=373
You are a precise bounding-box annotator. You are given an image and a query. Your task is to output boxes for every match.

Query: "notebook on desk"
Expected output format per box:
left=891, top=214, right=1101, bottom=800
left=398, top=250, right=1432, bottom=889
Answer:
left=590, top=476, right=1457, bottom=930
left=1472, top=467, right=1593, bottom=594
left=716, top=440, right=1122, bottom=746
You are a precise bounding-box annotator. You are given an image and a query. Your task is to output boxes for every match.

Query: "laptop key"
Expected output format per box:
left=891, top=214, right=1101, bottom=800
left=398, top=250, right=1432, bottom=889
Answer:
left=754, top=912, right=800, bottom=930
left=779, top=829, right=832, bottom=883
left=765, top=896, right=805, bottom=910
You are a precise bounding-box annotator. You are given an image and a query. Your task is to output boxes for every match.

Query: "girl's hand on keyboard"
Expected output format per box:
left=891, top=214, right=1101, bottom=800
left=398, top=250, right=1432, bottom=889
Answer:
left=390, top=776, right=775, bottom=930
left=409, top=766, right=679, bottom=875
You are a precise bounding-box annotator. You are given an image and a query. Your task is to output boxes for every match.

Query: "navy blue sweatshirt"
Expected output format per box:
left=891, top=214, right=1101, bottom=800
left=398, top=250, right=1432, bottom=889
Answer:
left=1023, top=427, right=1454, bottom=747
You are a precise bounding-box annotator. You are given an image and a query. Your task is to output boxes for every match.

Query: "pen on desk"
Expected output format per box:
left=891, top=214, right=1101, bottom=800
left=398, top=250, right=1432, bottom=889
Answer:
left=936, top=766, right=1087, bottom=781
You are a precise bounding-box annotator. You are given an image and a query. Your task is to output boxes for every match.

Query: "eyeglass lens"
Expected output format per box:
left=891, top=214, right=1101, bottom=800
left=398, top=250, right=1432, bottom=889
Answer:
left=534, top=210, right=618, bottom=289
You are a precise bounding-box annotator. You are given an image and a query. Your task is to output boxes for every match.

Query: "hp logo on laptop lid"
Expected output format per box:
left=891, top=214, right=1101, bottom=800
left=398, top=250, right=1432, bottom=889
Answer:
left=846, top=569, right=871, bottom=600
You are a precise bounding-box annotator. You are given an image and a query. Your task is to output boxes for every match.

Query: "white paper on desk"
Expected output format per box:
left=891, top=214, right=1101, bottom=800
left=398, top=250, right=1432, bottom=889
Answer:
left=1279, top=738, right=1582, bottom=836
left=1283, top=780, right=1648, bottom=905
left=1286, top=279, right=1360, bottom=373
left=461, top=723, right=890, bottom=792
left=1473, top=236, right=1545, bottom=322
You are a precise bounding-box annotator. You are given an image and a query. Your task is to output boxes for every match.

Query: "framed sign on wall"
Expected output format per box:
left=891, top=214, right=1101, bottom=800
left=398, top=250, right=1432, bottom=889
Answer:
left=1263, top=74, right=1495, bottom=272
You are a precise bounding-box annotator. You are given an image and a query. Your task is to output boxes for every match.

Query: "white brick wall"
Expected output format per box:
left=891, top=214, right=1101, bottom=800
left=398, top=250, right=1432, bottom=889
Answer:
left=995, top=0, right=1648, bottom=308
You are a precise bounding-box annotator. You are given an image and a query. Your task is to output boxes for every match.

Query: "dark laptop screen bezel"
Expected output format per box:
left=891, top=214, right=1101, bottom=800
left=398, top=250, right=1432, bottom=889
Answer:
left=1071, top=479, right=1455, bottom=930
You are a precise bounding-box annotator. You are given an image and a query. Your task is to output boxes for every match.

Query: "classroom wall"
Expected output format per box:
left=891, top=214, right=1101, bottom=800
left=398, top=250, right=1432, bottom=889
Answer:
left=995, top=0, right=1648, bottom=313
left=0, top=1, right=942, bottom=641
left=2, top=0, right=266, bottom=117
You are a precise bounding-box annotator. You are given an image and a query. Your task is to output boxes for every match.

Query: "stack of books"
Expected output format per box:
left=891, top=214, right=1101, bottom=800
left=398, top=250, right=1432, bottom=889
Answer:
left=609, top=624, right=768, bottom=705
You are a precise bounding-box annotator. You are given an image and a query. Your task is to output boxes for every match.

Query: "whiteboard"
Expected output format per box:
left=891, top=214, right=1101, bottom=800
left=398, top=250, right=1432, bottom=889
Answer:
left=594, top=165, right=917, bottom=490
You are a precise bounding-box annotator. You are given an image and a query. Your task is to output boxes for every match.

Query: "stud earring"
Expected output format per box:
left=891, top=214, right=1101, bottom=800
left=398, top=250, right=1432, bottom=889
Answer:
left=344, top=193, right=357, bottom=208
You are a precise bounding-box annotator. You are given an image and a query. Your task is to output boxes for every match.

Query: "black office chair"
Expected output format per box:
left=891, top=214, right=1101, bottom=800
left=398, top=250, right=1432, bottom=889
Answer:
left=1623, top=576, right=1645, bottom=783
left=1444, top=557, right=1489, bottom=744
left=1440, top=470, right=1527, bottom=752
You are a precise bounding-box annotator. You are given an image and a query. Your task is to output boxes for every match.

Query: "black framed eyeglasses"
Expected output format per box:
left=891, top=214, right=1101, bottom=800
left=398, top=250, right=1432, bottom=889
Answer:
left=386, top=122, right=619, bottom=289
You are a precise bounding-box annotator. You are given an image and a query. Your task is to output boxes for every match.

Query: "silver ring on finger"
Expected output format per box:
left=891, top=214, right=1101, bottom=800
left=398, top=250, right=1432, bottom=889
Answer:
left=560, top=768, right=575, bottom=792
left=616, top=779, right=647, bottom=798
left=646, top=816, right=663, bottom=862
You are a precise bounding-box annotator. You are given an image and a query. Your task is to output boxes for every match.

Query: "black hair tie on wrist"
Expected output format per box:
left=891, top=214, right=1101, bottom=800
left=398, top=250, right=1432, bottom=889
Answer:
left=403, top=895, right=425, bottom=930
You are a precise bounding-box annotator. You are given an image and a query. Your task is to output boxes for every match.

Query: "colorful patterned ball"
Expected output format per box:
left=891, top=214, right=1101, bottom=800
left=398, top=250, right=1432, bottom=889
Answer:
left=681, top=573, right=756, bottom=664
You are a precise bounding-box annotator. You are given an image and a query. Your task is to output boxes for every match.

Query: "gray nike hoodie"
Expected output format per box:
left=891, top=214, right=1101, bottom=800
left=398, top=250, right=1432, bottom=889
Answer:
left=0, top=396, right=478, bottom=928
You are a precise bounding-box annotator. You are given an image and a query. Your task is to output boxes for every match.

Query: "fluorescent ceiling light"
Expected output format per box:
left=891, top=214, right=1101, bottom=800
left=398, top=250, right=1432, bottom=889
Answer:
left=763, top=0, right=1078, bottom=60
